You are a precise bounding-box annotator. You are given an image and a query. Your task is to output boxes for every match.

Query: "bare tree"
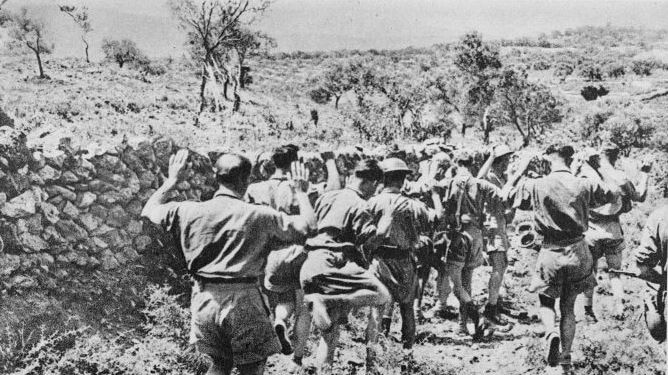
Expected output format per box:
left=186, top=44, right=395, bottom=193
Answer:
left=10, top=8, right=53, bottom=78
left=169, top=0, right=269, bottom=116
left=232, top=27, right=275, bottom=88
left=59, top=4, right=92, bottom=63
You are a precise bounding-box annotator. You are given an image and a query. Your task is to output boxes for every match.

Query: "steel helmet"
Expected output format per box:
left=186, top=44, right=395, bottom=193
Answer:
left=381, top=157, right=411, bottom=174
left=493, top=145, right=515, bottom=160
left=644, top=293, right=666, bottom=343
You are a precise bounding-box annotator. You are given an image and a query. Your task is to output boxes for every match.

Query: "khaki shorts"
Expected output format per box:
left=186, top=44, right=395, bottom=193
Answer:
left=370, top=256, right=418, bottom=304
left=264, top=245, right=307, bottom=294
left=300, top=249, right=383, bottom=296
left=189, top=282, right=281, bottom=365
left=445, top=226, right=484, bottom=269
left=530, top=239, right=597, bottom=299
left=585, top=219, right=625, bottom=260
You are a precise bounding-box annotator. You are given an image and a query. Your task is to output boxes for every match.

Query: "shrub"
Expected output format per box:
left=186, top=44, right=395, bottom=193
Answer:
left=580, top=85, right=609, bottom=101
left=631, top=59, right=656, bottom=76
left=578, top=64, right=603, bottom=81
left=606, top=63, right=626, bottom=78
left=601, top=112, right=655, bottom=155
left=531, top=59, right=551, bottom=71
left=553, top=62, right=574, bottom=78
left=101, top=38, right=147, bottom=68
left=138, top=61, right=167, bottom=76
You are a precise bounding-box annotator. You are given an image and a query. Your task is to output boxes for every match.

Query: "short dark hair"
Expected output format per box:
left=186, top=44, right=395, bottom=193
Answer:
left=215, top=154, right=252, bottom=185
left=545, top=144, right=574, bottom=159
left=272, top=145, right=299, bottom=169
left=384, top=170, right=409, bottom=185
left=354, top=159, right=383, bottom=181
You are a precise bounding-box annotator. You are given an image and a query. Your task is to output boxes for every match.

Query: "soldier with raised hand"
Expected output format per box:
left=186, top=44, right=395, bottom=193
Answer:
left=501, top=144, right=617, bottom=375
left=141, top=150, right=316, bottom=375
left=366, top=157, right=442, bottom=350
left=299, top=159, right=392, bottom=373
left=476, top=145, right=515, bottom=327
left=439, top=149, right=503, bottom=337
left=578, top=142, right=651, bottom=321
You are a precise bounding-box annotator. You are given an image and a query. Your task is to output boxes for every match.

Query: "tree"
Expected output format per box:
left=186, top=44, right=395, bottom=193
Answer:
left=169, top=0, right=270, bottom=115
left=490, top=67, right=562, bottom=146
left=59, top=4, right=92, bottom=63
left=232, top=27, right=274, bottom=88
left=101, top=39, right=146, bottom=68
left=453, top=32, right=502, bottom=141
left=308, top=59, right=369, bottom=109
left=9, top=8, right=53, bottom=78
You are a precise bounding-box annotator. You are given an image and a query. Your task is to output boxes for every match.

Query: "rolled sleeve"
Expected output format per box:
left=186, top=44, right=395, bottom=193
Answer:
left=156, top=202, right=182, bottom=232
left=504, top=178, right=534, bottom=211
left=634, top=216, right=662, bottom=267
left=261, top=207, right=308, bottom=243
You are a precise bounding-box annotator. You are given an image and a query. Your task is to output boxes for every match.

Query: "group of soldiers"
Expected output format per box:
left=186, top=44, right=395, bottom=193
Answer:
left=141, top=138, right=666, bottom=375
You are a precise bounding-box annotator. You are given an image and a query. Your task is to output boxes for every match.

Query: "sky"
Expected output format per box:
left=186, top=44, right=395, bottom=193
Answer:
left=5, top=0, right=668, bottom=59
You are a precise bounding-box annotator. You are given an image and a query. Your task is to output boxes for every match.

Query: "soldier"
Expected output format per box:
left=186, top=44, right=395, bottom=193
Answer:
left=439, top=149, right=503, bottom=337
left=501, top=144, right=617, bottom=375
left=477, top=145, right=515, bottom=326
left=366, top=158, right=442, bottom=350
left=633, top=202, right=667, bottom=343
left=141, top=150, right=316, bottom=375
left=579, top=142, right=650, bottom=321
left=299, top=159, right=392, bottom=372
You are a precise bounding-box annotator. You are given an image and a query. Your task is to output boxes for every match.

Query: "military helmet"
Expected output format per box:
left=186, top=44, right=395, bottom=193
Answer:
left=494, top=145, right=514, bottom=160
left=453, top=149, right=475, bottom=163
left=381, top=157, right=411, bottom=174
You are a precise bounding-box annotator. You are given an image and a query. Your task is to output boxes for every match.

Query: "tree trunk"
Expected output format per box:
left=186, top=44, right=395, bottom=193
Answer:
left=198, top=67, right=208, bottom=114
left=335, top=95, right=340, bottom=109
left=82, top=36, right=90, bottom=64
left=461, top=123, right=467, bottom=137
left=223, top=77, right=229, bottom=100
left=481, top=107, right=491, bottom=144
left=35, top=49, right=45, bottom=78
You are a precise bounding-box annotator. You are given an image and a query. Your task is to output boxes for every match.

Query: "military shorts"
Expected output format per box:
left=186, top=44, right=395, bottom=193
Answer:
left=264, top=245, right=307, bottom=294
left=370, top=255, right=418, bottom=304
left=585, top=219, right=625, bottom=260
left=189, top=282, right=281, bottom=365
left=529, top=239, right=597, bottom=299
left=445, top=226, right=484, bottom=269
left=300, top=249, right=382, bottom=296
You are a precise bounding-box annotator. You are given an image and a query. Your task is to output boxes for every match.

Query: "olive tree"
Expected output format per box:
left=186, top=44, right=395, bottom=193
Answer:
left=9, top=8, right=53, bottom=78
left=59, top=4, right=92, bottom=63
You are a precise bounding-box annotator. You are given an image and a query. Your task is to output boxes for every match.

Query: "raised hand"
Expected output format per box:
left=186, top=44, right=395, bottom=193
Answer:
left=289, top=161, right=310, bottom=193
left=168, top=149, right=188, bottom=181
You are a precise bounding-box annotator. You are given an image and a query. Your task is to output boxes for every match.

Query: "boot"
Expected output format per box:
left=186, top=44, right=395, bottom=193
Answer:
left=457, top=304, right=469, bottom=336
left=467, top=302, right=484, bottom=339
left=381, top=316, right=392, bottom=337
left=484, top=303, right=510, bottom=326
left=584, top=305, right=598, bottom=324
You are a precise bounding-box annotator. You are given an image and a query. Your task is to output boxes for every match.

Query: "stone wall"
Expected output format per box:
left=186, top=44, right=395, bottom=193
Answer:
left=0, top=131, right=219, bottom=294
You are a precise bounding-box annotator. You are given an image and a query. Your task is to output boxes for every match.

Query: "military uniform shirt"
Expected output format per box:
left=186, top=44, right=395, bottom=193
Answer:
left=634, top=204, right=668, bottom=281
left=440, top=169, right=501, bottom=228
left=157, top=186, right=308, bottom=280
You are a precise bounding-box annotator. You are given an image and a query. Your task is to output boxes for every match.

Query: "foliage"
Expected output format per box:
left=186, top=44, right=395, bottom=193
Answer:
left=8, top=8, right=53, bottom=78
left=308, top=58, right=373, bottom=108
left=59, top=4, right=92, bottom=63
left=605, top=63, right=626, bottom=78
left=580, top=85, right=609, bottom=101
left=101, top=38, right=147, bottom=68
left=578, top=63, right=603, bottom=81
left=553, top=62, right=574, bottom=79
left=490, top=66, right=563, bottom=146
left=631, top=59, right=656, bottom=76
left=576, top=105, right=658, bottom=155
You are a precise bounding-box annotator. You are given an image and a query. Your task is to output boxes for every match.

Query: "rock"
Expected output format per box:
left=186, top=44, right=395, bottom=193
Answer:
left=62, top=201, right=80, bottom=218
left=152, top=137, right=174, bottom=169
left=55, top=220, right=88, bottom=242
left=29, top=172, right=45, bottom=185
left=122, top=247, right=139, bottom=261
left=37, top=165, right=60, bottom=182
left=77, top=192, right=97, bottom=208
left=134, top=235, right=152, bottom=252
left=18, top=214, right=42, bottom=235
left=43, top=225, right=65, bottom=244
left=127, top=220, right=143, bottom=235
left=126, top=170, right=141, bottom=193
left=9, top=275, right=38, bottom=289
left=45, top=185, right=77, bottom=202
left=60, top=171, right=79, bottom=184
left=106, top=206, right=130, bottom=228
left=79, top=213, right=98, bottom=232
left=87, top=256, right=101, bottom=268
left=0, top=254, right=21, bottom=276
left=101, top=250, right=120, bottom=270
left=102, top=229, right=130, bottom=248
left=93, top=154, right=121, bottom=172
left=88, top=179, right=115, bottom=192
left=39, top=201, right=60, bottom=224
left=97, top=191, right=127, bottom=206
left=176, top=181, right=191, bottom=191
left=45, top=151, right=66, bottom=169
left=2, top=190, right=38, bottom=218
left=92, top=237, right=109, bottom=249
left=126, top=200, right=143, bottom=216
left=121, top=148, right=145, bottom=172
left=20, top=232, right=48, bottom=252
left=89, top=205, right=108, bottom=220
left=138, top=170, right=156, bottom=189
left=115, top=252, right=128, bottom=266
left=0, top=192, right=6, bottom=209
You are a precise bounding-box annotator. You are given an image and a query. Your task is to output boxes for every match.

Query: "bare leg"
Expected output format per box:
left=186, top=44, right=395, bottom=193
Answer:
left=399, top=302, right=416, bottom=349
left=238, top=360, right=266, bottom=375
left=315, top=324, right=341, bottom=370
left=293, top=290, right=311, bottom=362
left=487, top=252, right=507, bottom=305
left=606, top=252, right=625, bottom=316
left=559, top=289, right=579, bottom=364
left=435, top=265, right=451, bottom=310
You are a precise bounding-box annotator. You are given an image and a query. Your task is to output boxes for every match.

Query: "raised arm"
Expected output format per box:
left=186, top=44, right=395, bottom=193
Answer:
left=476, top=147, right=496, bottom=179
left=141, top=149, right=188, bottom=225
left=290, top=161, right=317, bottom=232
left=322, top=151, right=342, bottom=192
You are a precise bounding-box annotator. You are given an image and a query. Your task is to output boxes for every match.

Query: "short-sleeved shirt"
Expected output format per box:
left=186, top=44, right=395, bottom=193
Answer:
left=485, top=171, right=513, bottom=231
left=634, top=204, right=668, bottom=284
left=366, top=188, right=437, bottom=251
left=440, top=169, right=501, bottom=228
left=157, top=187, right=308, bottom=280
left=245, top=176, right=298, bottom=215
left=305, top=187, right=375, bottom=253
left=504, top=168, right=615, bottom=243
left=578, top=165, right=638, bottom=221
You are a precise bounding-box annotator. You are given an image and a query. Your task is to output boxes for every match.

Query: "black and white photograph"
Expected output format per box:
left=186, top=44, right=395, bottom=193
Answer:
left=0, top=0, right=666, bottom=374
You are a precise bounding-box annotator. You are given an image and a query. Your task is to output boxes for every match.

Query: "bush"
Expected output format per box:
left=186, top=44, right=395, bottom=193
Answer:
left=531, top=59, right=551, bottom=71
left=101, top=38, right=147, bottom=68
left=578, top=64, right=603, bottom=81
left=553, top=62, right=574, bottom=78
left=601, top=112, right=655, bottom=155
left=138, top=61, right=167, bottom=76
left=309, top=86, right=332, bottom=105
left=580, top=85, right=609, bottom=101
left=631, top=59, right=656, bottom=76
left=605, top=63, right=626, bottom=78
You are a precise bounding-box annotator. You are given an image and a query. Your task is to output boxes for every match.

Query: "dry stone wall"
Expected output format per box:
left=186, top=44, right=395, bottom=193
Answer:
left=0, top=131, right=219, bottom=294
